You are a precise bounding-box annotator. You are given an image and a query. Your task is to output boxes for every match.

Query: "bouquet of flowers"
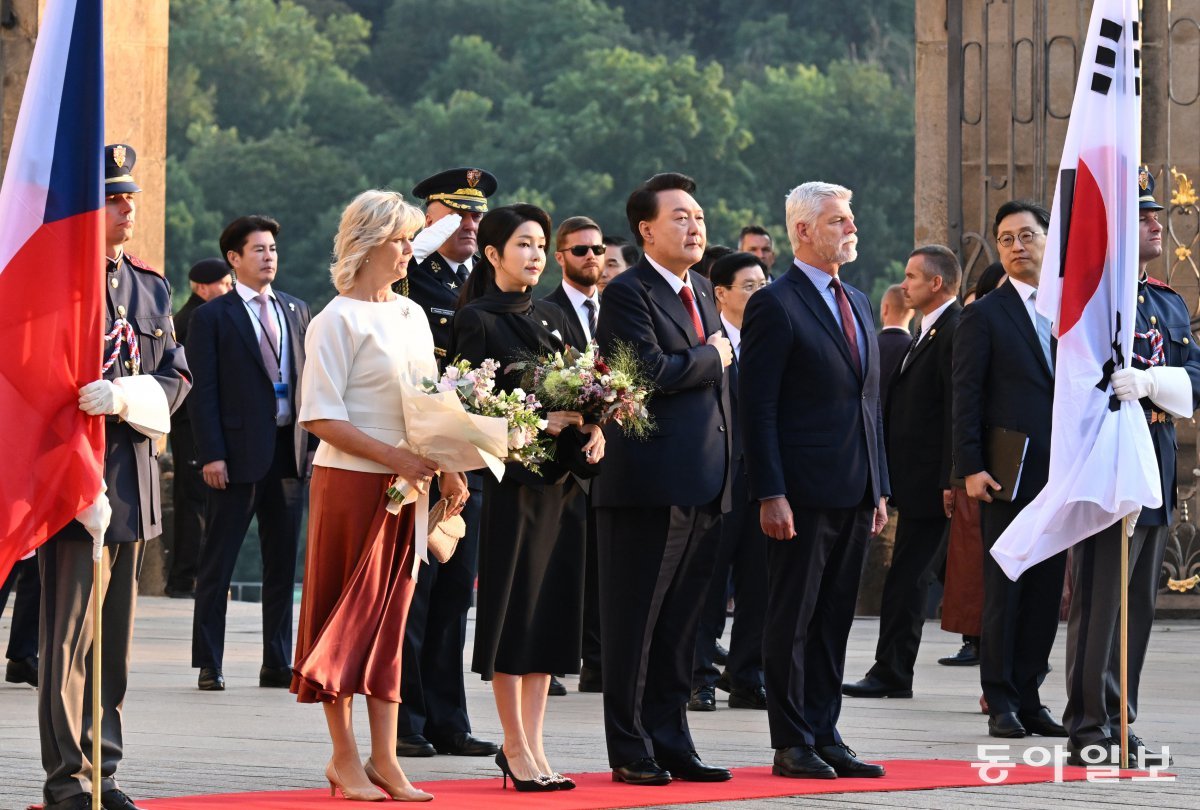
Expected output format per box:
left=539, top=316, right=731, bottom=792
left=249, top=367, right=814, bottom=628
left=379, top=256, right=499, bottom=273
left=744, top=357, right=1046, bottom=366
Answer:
left=422, top=359, right=552, bottom=470
left=384, top=359, right=552, bottom=509
left=509, top=341, right=654, bottom=438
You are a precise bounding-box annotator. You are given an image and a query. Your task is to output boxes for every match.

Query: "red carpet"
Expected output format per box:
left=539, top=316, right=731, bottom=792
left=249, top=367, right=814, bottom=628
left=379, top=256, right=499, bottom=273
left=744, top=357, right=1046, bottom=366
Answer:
left=127, top=760, right=1160, bottom=809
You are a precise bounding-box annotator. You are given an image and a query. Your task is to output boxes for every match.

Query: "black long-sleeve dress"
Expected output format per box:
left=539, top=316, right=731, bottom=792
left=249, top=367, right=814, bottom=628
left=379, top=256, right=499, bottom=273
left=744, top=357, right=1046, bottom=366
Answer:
left=448, top=290, right=586, bottom=679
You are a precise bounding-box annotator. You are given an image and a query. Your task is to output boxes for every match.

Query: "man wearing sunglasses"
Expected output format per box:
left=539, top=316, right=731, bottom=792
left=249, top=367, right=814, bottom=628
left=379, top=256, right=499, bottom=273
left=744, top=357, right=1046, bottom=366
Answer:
left=545, top=216, right=605, bottom=350
left=543, top=216, right=606, bottom=697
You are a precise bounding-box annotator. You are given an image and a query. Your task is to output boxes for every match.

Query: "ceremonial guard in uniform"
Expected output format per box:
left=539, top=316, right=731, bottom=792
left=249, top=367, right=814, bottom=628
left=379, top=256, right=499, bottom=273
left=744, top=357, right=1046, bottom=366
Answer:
left=1064, top=169, right=1200, bottom=766
left=395, top=168, right=500, bottom=758
left=39, top=145, right=191, bottom=810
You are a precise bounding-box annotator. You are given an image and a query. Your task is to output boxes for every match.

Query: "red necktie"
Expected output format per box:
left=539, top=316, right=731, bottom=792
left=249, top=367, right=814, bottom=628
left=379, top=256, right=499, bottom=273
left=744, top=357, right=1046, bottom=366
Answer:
left=678, top=286, right=705, bottom=342
left=829, top=277, right=862, bottom=376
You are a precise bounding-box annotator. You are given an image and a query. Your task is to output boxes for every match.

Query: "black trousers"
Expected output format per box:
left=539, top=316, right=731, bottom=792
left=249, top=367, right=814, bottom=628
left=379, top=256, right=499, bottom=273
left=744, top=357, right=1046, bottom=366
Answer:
left=580, top=490, right=602, bottom=673
left=397, top=472, right=482, bottom=743
left=191, top=428, right=303, bottom=670
left=167, top=425, right=206, bottom=593
left=763, top=503, right=871, bottom=749
left=0, top=557, right=40, bottom=660
left=693, top=464, right=766, bottom=691
left=866, top=514, right=948, bottom=688
left=596, top=504, right=720, bottom=767
left=979, top=499, right=1065, bottom=716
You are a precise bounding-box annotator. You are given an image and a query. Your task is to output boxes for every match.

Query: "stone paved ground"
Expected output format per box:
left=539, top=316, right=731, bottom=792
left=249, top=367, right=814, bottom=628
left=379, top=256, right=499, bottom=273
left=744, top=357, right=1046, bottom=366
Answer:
left=0, top=597, right=1194, bottom=809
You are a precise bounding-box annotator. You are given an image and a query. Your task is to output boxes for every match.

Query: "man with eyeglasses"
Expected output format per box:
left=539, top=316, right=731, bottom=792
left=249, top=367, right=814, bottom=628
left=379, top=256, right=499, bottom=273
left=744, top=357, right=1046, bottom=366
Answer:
left=952, top=199, right=1068, bottom=741
left=688, top=252, right=769, bottom=714
left=542, top=215, right=605, bottom=697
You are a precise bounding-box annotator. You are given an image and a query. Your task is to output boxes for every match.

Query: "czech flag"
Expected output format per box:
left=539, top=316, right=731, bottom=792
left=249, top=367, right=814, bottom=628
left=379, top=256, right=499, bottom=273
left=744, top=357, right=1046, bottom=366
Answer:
left=0, top=0, right=105, bottom=584
left=991, top=0, right=1159, bottom=580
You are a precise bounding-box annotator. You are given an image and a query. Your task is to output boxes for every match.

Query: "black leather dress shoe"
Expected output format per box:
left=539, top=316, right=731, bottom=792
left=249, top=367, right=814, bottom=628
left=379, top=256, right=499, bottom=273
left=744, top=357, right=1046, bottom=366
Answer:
left=660, top=752, right=732, bottom=782
left=842, top=674, right=912, bottom=699
left=259, top=665, right=292, bottom=688
left=433, top=732, right=501, bottom=756
left=688, top=685, right=716, bottom=711
left=938, top=640, right=980, bottom=666
left=715, top=670, right=732, bottom=693
left=396, top=733, right=437, bottom=757
left=728, top=684, right=767, bottom=709
left=611, top=757, right=671, bottom=785
left=988, top=712, right=1026, bottom=738
left=101, top=788, right=146, bottom=810
left=197, top=667, right=225, bottom=691
left=1067, top=737, right=1120, bottom=767
left=772, top=745, right=837, bottom=779
left=1018, top=707, right=1067, bottom=737
left=578, top=665, right=603, bottom=693
left=164, top=586, right=195, bottom=599
left=5, top=656, right=37, bottom=687
left=713, top=640, right=728, bottom=666
left=45, top=796, right=92, bottom=810
left=1128, top=732, right=1173, bottom=765
left=817, top=743, right=885, bottom=778
left=548, top=675, right=567, bottom=696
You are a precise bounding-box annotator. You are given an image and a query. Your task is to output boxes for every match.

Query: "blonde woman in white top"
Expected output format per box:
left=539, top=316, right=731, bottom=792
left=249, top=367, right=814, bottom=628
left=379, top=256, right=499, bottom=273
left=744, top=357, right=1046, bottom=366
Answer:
left=291, top=189, right=468, bottom=802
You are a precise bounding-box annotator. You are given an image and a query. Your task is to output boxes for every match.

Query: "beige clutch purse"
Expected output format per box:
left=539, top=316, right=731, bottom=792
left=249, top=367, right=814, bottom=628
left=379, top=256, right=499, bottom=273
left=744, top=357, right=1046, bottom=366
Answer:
left=427, top=498, right=467, bottom=563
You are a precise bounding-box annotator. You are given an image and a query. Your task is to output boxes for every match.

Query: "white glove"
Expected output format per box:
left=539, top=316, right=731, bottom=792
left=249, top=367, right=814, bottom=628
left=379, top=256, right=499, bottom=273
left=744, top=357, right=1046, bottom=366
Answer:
left=411, top=213, right=462, bottom=264
left=76, top=482, right=111, bottom=552
left=1111, top=367, right=1156, bottom=402
left=78, top=379, right=128, bottom=417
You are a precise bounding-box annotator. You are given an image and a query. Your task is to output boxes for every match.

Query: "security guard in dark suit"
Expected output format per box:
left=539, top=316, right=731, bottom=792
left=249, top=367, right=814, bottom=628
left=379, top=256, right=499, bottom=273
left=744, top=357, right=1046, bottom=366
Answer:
left=395, top=168, right=500, bottom=758
left=39, top=145, right=191, bottom=810
left=165, top=258, right=231, bottom=597
left=1064, top=168, right=1200, bottom=766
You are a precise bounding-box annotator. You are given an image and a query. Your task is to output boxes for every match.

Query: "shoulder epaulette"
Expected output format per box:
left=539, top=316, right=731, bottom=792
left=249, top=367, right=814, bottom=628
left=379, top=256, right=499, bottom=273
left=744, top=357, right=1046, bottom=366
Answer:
left=125, top=253, right=164, bottom=277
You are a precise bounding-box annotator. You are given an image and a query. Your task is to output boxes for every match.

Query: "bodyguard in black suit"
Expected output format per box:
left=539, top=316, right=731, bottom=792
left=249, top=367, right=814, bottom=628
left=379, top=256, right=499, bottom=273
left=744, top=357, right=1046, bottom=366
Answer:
left=844, top=245, right=962, bottom=699
left=952, top=200, right=1067, bottom=740
left=187, top=216, right=313, bottom=691
left=740, top=181, right=888, bottom=780
left=542, top=216, right=605, bottom=692
left=395, top=168, right=499, bottom=757
left=592, top=173, right=734, bottom=785
left=689, top=252, right=770, bottom=712
left=875, top=283, right=914, bottom=411
left=165, top=258, right=231, bottom=598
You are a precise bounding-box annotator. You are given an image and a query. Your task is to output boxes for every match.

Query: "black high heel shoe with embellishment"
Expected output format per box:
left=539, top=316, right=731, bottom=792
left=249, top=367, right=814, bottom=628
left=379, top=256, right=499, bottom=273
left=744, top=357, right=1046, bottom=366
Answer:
left=495, top=750, right=558, bottom=793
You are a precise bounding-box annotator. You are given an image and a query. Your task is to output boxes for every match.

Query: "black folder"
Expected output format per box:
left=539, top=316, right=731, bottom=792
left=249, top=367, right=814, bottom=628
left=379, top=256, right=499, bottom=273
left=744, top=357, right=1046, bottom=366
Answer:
left=951, top=427, right=1029, bottom=502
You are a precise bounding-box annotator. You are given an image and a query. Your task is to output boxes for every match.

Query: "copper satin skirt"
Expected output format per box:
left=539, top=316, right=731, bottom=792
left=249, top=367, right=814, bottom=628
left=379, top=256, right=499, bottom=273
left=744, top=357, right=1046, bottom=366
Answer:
left=291, top=466, right=417, bottom=703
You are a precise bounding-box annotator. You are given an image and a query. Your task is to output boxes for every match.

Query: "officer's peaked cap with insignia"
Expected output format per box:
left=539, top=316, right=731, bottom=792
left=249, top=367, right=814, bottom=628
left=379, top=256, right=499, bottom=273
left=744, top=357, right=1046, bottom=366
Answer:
left=105, top=144, right=141, bottom=195
left=1139, top=166, right=1164, bottom=211
left=189, top=257, right=231, bottom=284
left=412, top=167, right=498, bottom=213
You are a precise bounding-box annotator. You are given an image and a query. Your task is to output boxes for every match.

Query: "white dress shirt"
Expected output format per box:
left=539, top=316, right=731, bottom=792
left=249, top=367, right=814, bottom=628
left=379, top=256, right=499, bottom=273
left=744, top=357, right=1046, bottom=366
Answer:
left=720, top=313, right=742, bottom=361
left=237, top=280, right=292, bottom=422
left=560, top=280, right=600, bottom=343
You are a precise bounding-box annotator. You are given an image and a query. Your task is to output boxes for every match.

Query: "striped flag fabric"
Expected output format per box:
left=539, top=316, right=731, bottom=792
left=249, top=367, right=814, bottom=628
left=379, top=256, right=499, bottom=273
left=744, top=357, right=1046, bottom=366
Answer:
left=0, top=0, right=105, bottom=584
left=990, top=0, right=1159, bottom=580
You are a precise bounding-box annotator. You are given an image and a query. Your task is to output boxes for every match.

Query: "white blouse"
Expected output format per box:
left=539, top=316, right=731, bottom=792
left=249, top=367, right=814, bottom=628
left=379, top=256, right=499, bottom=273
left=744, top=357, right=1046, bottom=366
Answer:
left=300, top=295, right=438, bottom=473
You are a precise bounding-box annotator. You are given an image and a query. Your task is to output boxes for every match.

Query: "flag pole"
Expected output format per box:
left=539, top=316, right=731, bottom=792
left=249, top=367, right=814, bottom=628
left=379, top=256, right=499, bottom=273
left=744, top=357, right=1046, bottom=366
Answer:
left=1119, top=513, right=1130, bottom=770
left=90, top=537, right=102, bottom=810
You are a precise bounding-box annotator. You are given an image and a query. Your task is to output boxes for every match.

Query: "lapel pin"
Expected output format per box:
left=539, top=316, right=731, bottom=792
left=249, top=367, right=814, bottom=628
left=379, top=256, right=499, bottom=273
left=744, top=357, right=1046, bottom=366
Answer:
left=288, top=302, right=296, bottom=311
left=928, top=328, right=936, bottom=337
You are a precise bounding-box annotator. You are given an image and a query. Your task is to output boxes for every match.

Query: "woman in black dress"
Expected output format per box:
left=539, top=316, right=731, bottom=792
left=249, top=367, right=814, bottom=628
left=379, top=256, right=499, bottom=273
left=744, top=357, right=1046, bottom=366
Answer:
left=449, top=204, right=604, bottom=792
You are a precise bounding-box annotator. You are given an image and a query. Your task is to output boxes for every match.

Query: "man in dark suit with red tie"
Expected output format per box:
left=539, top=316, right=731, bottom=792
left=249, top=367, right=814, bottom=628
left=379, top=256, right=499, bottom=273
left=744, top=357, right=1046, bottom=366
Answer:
left=187, top=215, right=314, bottom=693
left=593, top=172, right=734, bottom=785
left=844, top=245, right=962, bottom=699
left=952, top=200, right=1067, bottom=740
left=740, top=181, right=888, bottom=780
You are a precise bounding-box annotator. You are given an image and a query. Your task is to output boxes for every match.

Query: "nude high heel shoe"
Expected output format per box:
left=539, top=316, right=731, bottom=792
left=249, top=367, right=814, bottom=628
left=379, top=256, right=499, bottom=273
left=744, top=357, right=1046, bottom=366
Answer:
left=326, top=760, right=386, bottom=802
left=364, top=758, right=434, bottom=802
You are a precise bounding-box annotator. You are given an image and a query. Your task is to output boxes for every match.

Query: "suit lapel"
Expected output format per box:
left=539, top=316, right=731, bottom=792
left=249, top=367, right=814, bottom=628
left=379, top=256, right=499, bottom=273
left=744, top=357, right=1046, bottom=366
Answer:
left=691, top=273, right=719, bottom=339
left=899, top=301, right=960, bottom=377
left=786, top=267, right=857, bottom=373
left=996, top=282, right=1052, bottom=378
left=641, top=262, right=701, bottom=346
left=227, top=293, right=271, bottom=378
left=279, top=292, right=305, bottom=385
